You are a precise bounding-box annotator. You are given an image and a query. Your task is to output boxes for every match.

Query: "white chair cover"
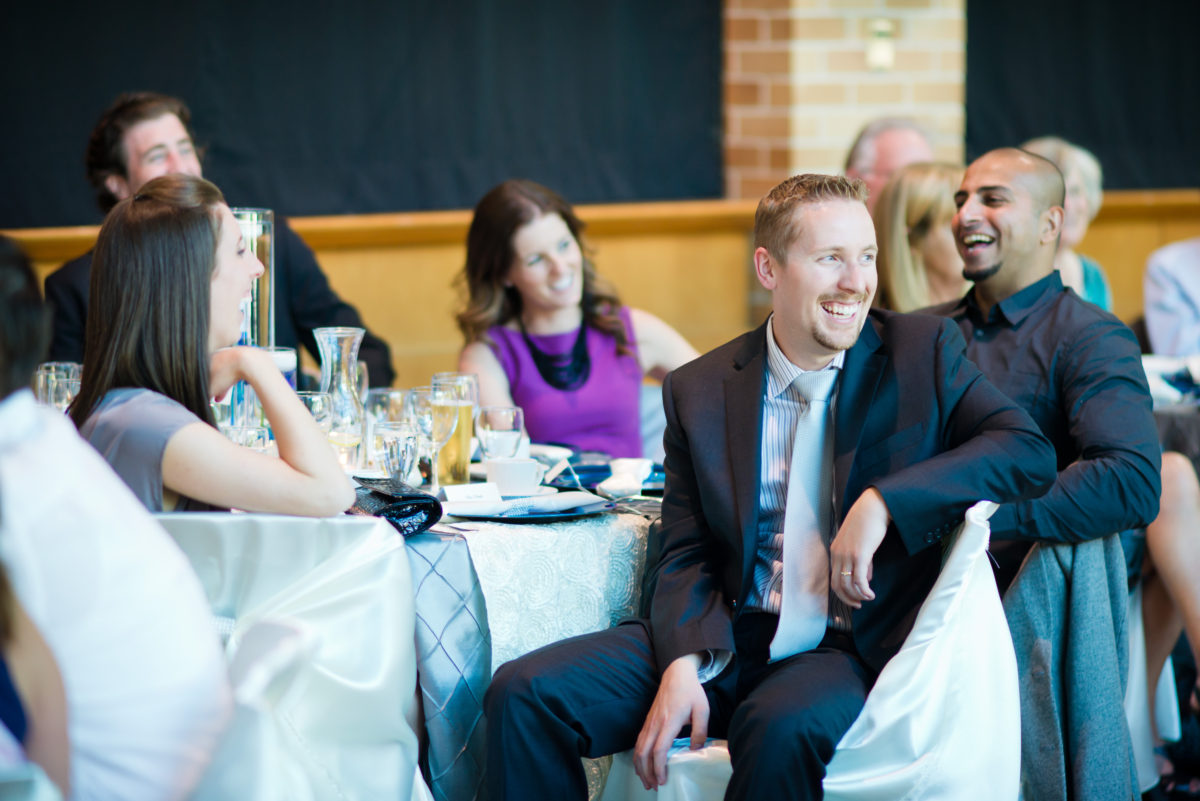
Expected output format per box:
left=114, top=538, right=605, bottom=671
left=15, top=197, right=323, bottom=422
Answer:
left=0, top=763, right=63, bottom=801
left=1124, top=583, right=1182, bottom=793
left=156, top=513, right=428, bottom=801
left=601, top=501, right=1019, bottom=801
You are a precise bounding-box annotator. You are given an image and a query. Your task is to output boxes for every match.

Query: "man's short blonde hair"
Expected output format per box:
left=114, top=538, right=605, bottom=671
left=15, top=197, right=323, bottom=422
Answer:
left=754, top=174, right=868, bottom=261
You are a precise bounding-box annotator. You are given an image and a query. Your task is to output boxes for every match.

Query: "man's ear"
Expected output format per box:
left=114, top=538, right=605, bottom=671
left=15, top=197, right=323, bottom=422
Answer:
left=1040, top=205, right=1064, bottom=245
left=754, top=246, right=778, bottom=291
left=104, top=173, right=132, bottom=202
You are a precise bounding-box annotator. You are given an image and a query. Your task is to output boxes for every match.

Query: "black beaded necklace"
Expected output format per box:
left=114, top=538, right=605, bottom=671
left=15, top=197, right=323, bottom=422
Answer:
left=518, top=317, right=591, bottom=391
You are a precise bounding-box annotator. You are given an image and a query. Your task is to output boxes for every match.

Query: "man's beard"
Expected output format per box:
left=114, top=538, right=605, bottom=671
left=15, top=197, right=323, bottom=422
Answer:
left=962, top=260, right=1003, bottom=283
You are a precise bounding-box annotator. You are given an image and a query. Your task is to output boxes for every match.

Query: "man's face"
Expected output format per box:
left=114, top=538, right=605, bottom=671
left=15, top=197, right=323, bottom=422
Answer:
left=857, top=128, right=933, bottom=213
left=106, top=113, right=202, bottom=201
left=756, top=200, right=877, bottom=370
left=952, top=152, right=1045, bottom=285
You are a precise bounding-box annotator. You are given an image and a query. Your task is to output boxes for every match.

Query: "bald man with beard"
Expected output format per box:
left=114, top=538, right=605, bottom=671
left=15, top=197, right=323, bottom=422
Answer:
left=926, top=148, right=1161, bottom=798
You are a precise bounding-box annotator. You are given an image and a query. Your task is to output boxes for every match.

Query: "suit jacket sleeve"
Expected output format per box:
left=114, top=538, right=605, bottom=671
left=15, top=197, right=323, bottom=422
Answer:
left=646, top=369, right=737, bottom=672
left=44, top=254, right=90, bottom=363
left=868, top=319, right=1059, bottom=554
left=279, top=220, right=396, bottom=387
left=987, top=318, right=1161, bottom=542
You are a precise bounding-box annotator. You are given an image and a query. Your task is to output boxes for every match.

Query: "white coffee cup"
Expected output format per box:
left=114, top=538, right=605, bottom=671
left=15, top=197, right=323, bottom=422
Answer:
left=485, top=457, right=547, bottom=497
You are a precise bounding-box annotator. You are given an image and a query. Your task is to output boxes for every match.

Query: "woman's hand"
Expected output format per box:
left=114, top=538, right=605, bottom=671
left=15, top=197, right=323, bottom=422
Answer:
left=208, top=346, right=257, bottom=401
left=163, top=346, right=355, bottom=517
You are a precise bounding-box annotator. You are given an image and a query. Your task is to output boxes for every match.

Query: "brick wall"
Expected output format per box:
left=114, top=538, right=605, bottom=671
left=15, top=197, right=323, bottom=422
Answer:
left=724, top=0, right=965, bottom=199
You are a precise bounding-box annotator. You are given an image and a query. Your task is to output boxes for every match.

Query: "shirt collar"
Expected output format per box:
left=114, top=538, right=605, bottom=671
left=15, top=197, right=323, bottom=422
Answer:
left=764, top=315, right=844, bottom=400
left=963, top=271, right=1064, bottom=328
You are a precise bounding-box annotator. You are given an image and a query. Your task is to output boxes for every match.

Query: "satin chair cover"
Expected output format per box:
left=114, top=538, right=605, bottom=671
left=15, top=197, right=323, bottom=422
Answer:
left=156, top=513, right=429, bottom=801
left=601, top=501, right=1020, bottom=801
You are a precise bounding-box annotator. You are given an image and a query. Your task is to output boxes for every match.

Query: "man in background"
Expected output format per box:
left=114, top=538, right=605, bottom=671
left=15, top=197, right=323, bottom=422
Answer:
left=44, top=92, right=395, bottom=387
left=844, top=117, right=934, bottom=214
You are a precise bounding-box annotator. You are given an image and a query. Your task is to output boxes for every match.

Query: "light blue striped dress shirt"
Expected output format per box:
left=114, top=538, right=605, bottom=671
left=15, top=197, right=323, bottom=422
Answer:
left=746, top=316, right=853, bottom=633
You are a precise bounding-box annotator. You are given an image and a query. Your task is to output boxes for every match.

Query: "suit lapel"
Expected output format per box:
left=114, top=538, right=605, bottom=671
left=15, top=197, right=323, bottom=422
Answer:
left=724, top=326, right=768, bottom=582
left=834, top=318, right=886, bottom=522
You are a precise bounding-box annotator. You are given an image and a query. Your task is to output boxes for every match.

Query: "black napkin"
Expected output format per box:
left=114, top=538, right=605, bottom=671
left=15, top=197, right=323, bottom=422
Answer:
left=347, top=477, right=442, bottom=537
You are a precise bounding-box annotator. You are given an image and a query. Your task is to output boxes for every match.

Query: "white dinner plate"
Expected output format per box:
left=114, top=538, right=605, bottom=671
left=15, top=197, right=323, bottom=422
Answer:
left=500, top=486, right=558, bottom=500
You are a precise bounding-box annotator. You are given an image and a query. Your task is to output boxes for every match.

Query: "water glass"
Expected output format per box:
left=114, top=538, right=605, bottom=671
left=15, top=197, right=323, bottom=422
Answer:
left=364, top=388, right=410, bottom=468
left=431, top=372, right=479, bottom=485
left=377, top=421, right=419, bottom=483
left=223, top=425, right=271, bottom=455
left=296, top=391, right=333, bottom=434
left=33, top=362, right=82, bottom=412
left=476, top=406, right=525, bottom=459
left=263, top=346, right=298, bottom=389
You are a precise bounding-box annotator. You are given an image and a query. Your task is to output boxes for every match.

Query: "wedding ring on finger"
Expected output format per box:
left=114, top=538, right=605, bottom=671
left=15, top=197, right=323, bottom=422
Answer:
left=840, top=570, right=853, bottom=577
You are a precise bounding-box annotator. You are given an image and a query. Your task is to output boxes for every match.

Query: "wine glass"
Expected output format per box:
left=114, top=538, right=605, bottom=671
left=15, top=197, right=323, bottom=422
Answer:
left=406, top=386, right=458, bottom=495
left=476, top=405, right=525, bottom=460
left=431, top=372, right=479, bottom=485
left=33, top=362, right=82, bottom=412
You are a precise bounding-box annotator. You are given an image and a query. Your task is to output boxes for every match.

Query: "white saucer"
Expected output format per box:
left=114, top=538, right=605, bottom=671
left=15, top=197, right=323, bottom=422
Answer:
left=500, top=486, right=558, bottom=500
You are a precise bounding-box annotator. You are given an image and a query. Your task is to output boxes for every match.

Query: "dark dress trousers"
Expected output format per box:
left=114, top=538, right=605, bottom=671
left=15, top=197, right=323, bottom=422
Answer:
left=43, top=217, right=396, bottom=387
left=485, top=310, right=1056, bottom=801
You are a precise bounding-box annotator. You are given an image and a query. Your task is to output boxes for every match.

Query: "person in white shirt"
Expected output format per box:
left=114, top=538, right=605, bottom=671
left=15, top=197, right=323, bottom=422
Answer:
left=0, top=235, right=231, bottom=800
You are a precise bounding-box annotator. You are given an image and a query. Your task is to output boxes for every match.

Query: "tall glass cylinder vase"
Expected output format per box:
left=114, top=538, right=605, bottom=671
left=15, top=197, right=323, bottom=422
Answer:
left=229, top=208, right=276, bottom=426
left=315, top=326, right=366, bottom=470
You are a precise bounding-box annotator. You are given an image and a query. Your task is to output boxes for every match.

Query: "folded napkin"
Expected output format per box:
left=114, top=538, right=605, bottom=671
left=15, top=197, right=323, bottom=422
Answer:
left=443, top=490, right=610, bottom=518
left=348, top=478, right=443, bottom=537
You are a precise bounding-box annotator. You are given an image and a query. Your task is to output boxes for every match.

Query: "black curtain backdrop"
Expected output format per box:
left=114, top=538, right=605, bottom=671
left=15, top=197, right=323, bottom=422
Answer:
left=966, top=0, right=1199, bottom=189
left=0, top=0, right=722, bottom=228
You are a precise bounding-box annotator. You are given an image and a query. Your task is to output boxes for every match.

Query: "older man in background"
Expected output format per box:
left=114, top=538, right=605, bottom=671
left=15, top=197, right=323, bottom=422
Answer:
left=843, top=117, right=934, bottom=214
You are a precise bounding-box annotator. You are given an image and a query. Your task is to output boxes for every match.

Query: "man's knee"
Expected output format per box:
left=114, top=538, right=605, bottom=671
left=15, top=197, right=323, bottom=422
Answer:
left=486, top=655, right=542, bottom=722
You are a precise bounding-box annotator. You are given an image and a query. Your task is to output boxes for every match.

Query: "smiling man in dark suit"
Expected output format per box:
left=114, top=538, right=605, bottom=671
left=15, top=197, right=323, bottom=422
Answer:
left=484, top=173, right=1056, bottom=801
left=43, top=92, right=395, bottom=387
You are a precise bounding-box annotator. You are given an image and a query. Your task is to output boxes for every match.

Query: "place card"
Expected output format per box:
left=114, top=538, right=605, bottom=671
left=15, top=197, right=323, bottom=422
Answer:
left=442, top=482, right=503, bottom=503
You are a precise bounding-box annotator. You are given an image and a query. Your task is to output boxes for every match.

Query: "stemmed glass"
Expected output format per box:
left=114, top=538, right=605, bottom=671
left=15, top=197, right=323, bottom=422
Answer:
left=431, top=372, right=479, bottom=486
left=34, top=362, right=82, bottom=412
left=406, top=386, right=458, bottom=495
left=476, top=406, right=525, bottom=460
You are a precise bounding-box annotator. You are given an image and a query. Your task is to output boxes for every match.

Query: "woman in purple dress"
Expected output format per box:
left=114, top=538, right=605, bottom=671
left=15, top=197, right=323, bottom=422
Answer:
left=456, top=180, right=697, bottom=458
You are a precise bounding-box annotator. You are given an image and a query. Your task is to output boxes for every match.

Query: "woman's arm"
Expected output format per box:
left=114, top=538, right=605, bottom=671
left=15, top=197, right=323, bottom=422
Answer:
left=630, top=308, right=700, bottom=382
left=460, top=342, right=516, bottom=408
left=162, top=347, right=354, bottom=516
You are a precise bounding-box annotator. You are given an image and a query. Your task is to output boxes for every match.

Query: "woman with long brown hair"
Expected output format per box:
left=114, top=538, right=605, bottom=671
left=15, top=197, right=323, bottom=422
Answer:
left=70, top=174, right=353, bottom=515
left=457, top=180, right=697, bottom=457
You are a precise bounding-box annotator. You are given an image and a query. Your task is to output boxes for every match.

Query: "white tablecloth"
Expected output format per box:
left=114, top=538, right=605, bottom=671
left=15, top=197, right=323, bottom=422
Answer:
left=406, top=511, right=653, bottom=801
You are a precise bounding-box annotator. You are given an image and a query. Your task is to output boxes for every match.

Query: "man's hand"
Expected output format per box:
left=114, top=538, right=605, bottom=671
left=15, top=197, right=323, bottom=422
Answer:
left=632, top=653, right=710, bottom=791
left=829, top=487, right=891, bottom=608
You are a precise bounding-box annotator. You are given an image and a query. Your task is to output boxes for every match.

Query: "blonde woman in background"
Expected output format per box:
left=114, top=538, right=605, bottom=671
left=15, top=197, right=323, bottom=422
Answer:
left=872, top=162, right=967, bottom=312
left=1021, top=136, right=1113, bottom=311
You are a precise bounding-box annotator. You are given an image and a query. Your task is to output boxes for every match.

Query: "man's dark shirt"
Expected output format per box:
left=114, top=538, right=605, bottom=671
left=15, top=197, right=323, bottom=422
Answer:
left=926, top=272, right=1161, bottom=590
left=43, top=217, right=396, bottom=387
